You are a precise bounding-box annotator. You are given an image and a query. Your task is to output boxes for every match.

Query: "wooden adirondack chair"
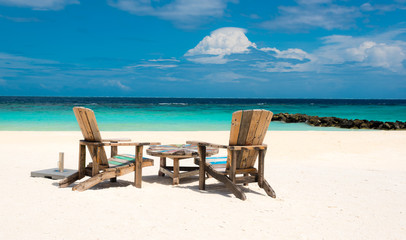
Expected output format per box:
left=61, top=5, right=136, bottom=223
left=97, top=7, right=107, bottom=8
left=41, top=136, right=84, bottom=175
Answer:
left=188, top=109, right=276, bottom=200
left=59, top=107, right=160, bottom=191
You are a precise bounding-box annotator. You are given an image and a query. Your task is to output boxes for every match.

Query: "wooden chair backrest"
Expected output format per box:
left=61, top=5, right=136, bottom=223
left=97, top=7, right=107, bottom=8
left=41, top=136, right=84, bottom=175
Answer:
left=228, top=110, right=273, bottom=169
left=73, top=107, right=108, bottom=165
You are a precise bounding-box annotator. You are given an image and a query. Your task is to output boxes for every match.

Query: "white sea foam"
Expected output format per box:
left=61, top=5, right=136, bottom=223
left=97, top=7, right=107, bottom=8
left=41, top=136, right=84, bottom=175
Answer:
left=158, top=103, right=188, bottom=106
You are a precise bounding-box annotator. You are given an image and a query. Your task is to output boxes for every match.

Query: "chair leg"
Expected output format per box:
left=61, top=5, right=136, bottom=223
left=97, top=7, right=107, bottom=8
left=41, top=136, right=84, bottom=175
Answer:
left=110, top=144, right=118, bottom=183
left=260, top=179, right=276, bottom=198
left=72, top=170, right=116, bottom=191
left=243, top=173, right=249, bottom=186
left=206, top=165, right=246, bottom=200
left=59, top=172, right=80, bottom=188
left=257, top=148, right=276, bottom=197
left=198, top=145, right=206, bottom=190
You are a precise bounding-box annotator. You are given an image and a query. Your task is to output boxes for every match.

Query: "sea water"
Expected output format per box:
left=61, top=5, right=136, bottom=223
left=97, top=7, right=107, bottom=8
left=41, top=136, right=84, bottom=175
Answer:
left=0, top=97, right=405, bottom=131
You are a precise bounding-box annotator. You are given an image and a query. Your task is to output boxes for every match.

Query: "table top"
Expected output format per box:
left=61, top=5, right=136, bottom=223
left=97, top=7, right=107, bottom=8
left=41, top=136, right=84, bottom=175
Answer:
left=146, top=144, right=219, bottom=158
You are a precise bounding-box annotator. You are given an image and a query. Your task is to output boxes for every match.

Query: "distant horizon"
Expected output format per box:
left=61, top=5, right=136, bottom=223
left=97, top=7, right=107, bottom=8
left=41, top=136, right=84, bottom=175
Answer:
left=1, top=95, right=406, bottom=101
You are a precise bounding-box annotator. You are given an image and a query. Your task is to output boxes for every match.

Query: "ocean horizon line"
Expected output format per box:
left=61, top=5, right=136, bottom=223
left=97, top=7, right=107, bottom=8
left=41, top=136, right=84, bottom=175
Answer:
left=1, top=96, right=406, bottom=101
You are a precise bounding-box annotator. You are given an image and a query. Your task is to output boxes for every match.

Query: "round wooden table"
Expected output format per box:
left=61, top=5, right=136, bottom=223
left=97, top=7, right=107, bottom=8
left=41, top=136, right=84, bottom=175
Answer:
left=146, top=144, right=219, bottom=185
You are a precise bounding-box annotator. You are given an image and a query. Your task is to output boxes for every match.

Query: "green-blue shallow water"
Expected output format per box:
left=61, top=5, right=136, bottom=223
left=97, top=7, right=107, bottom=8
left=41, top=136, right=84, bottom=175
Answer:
left=1, top=97, right=405, bottom=131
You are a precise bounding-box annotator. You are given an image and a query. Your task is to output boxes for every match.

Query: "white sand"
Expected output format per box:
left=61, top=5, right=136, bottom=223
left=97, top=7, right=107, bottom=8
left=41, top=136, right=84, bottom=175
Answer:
left=0, top=131, right=405, bottom=239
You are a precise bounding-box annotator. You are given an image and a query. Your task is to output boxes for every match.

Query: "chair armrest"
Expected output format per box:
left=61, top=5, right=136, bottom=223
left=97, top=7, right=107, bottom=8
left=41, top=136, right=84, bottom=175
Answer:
left=106, top=142, right=161, bottom=147
left=102, top=138, right=131, bottom=142
left=186, top=141, right=267, bottom=151
left=186, top=141, right=228, bottom=149
left=80, top=140, right=161, bottom=147
left=229, top=145, right=267, bottom=151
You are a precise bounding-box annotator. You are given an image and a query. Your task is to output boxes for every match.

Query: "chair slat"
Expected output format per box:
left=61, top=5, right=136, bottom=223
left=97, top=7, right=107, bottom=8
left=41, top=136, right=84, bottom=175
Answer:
left=234, top=111, right=254, bottom=168
left=241, top=110, right=263, bottom=168
left=228, top=110, right=243, bottom=168
left=85, top=109, right=102, bottom=141
left=236, top=110, right=254, bottom=145
left=73, top=107, right=108, bottom=165
left=77, top=108, right=95, bottom=141
left=246, top=110, right=273, bottom=167
left=229, top=110, right=243, bottom=145
left=73, top=108, right=88, bottom=139
left=254, top=111, right=273, bottom=145
left=245, top=110, right=264, bottom=145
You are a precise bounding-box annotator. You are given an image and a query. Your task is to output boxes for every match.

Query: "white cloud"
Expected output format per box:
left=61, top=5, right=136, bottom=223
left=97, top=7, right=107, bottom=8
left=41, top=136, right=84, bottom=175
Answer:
left=203, top=71, right=267, bottom=83
left=360, top=2, right=406, bottom=12
left=185, top=27, right=256, bottom=64
left=0, top=14, right=40, bottom=22
left=314, top=33, right=406, bottom=72
left=149, top=58, right=180, bottom=62
left=127, top=63, right=178, bottom=69
left=125, top=58, right=180, bottom=68
left=108, top=0, right=236, bottom=28
left=260, top=0, right=360, bottom=31
left=0, top=0, right=79, bottom=10
left=158, top=76, right=189, bottom=82
left=360, top=3, right=374, bottom=11
left=0, top=52, right=58, bottom=69
left=186, top=27, right=256, bottom=56
left=260, top=47, right=311, bottom=61
left=103, top=80, right=131, bottom=91
left=347, top=41, right=405, bottom=70
left=204, top=71, right=243, bottom=83
left=253, top=62, right=295, bottom=73
left=185, top=27, right=313, bottom=68
left=186, top=55, right=230, bottom=64
left=184, top=27, right=406, bottom=74
left=251, top=59, right=315, bottom=73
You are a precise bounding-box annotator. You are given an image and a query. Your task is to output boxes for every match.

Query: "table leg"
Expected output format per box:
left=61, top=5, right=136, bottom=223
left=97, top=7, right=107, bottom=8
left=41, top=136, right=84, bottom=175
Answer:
left=173, top=158, right=179, bottom=185
left=158, top=157, right=166, bottom=177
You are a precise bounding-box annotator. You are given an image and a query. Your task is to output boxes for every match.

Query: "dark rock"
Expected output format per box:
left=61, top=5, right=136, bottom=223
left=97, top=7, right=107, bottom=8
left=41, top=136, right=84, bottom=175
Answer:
left=340, top=119, right=354, bottom=128
left=360, top=122, right=369, bottom=129
left=271, top=113, right=406, bottom=130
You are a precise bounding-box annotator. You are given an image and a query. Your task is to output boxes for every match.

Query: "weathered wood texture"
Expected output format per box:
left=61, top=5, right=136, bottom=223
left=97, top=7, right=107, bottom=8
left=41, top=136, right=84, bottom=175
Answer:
left=59, top=172, right=79, bottom=188
left=147, top=144, right=218, bottom=185
left=227, top=109, right=273, bottom=169
left=73, top=107, right=108, bottom=165
left=198, top=145, right=206, bottom=190
left=135, top=145, right=143, bottom=188
left=205, top=164, right=246, bottom=200
left=110, top=143, right=118, bottom=182
left=192, top=109, right=276, bottom=200
left=59, top=107, right=156, bottom=191
left=158, top=157, right=166, bottom=176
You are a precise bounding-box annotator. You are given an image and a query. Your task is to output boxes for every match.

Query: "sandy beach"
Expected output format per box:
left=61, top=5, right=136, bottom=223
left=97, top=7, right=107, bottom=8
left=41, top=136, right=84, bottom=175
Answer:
left=0, top=130, right=405, bottom=239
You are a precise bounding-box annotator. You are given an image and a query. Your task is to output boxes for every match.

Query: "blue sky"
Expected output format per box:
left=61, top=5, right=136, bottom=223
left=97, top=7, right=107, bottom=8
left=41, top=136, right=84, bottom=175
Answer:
left=0, top=0, right=405, bottom=98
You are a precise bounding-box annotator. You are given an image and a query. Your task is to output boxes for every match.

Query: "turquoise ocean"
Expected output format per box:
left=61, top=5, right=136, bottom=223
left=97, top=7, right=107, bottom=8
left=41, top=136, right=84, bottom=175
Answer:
left=1, top=97, right=405, bottom=131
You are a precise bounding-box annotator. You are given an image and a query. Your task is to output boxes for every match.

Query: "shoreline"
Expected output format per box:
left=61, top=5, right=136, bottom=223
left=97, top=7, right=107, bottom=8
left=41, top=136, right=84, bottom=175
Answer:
left=1, top=131, right=405, bottom=239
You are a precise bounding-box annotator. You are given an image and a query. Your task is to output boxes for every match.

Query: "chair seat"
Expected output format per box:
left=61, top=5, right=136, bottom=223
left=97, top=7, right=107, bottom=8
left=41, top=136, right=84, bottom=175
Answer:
left=195, top=156, right=258, bottom=175
left=194, top=156, right=227, bottom=171
left=109, top=154, right=154, bottom=168
left=206, top=156, right=227, bottom=170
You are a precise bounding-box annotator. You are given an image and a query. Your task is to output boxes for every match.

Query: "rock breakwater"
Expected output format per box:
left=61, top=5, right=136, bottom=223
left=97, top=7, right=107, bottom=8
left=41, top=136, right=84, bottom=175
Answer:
left=272, top=113, right=406, bottom=130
